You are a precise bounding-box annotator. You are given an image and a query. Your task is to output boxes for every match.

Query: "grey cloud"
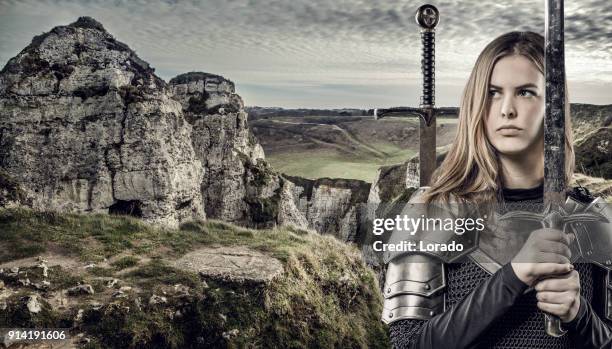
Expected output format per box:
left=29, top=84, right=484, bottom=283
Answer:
left=0, top=0, right=610, bottom=108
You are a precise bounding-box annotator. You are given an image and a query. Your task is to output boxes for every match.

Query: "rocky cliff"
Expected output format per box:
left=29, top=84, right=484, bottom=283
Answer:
left=0, top=17, right=371, bottom=244
left=280, top=176, right=370, bottom=242
left=166, top=72, right=372, bottom=240
left=168, top=71, right=276, bottom=226
left=0, top=17, right=204, bottom=227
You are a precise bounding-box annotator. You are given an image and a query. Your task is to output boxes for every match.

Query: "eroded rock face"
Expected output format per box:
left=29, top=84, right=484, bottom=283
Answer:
left=281, top=176, right=370, bottom=242
left=0, top=17, right=204, bottom=227
left=169, top=72, right=276, bottom=226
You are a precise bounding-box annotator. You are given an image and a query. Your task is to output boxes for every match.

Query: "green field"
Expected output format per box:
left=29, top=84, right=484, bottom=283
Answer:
left=266, top=148, right=418, bottom=183
left=251, top=115, right=458, bottom=182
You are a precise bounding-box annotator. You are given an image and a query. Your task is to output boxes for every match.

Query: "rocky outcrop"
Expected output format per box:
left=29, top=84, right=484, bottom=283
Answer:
left=0, top=17, right=204, bottom=227
left=0, top=170, right=31, bottom=208
left=361, top=164, right=417, bottom=285
left=173, top=246, right=284, bottom=284
left=168, top=72, right=275, bottom=226
left=280, top=176, right=371, bottom=242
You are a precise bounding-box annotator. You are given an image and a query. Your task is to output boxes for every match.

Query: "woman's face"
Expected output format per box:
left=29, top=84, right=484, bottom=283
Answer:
left=485, top=54, right=545, bottom=157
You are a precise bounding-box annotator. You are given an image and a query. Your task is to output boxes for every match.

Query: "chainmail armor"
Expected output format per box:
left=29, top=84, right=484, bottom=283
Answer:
left=389, top=186, right=598, bottom=348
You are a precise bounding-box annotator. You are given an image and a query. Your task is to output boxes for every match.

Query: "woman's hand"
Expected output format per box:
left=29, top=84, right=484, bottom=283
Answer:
left=511, top=228, right=573, bottom=286
left=535, top=270, right=581, bottom=323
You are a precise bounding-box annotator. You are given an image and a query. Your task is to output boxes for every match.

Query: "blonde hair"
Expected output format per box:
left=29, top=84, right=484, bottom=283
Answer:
left=422, top=31, right=574, bottom=204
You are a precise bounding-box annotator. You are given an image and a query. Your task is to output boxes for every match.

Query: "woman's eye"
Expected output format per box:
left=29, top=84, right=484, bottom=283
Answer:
left=518, top=89, right=535, bottom=97
left=488, top=90, right=499, bottom=97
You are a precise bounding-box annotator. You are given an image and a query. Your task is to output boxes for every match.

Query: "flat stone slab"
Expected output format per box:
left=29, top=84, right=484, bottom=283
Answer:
left=173, top=246, right=283, bottom=284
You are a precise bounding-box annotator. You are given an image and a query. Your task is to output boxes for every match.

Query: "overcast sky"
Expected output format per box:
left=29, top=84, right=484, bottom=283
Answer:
left=1, top=0, right=611, bottom=108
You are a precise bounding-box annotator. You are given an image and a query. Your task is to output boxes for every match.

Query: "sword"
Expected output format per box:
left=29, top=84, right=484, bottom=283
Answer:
left=373, top=4, right=448, bottom=187
left=543, top=0, right=571, bottom=336
left=498, top=0, right=609, bottom=337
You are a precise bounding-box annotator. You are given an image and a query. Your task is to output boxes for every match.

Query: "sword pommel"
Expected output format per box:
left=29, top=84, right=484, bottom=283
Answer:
left=415, top=4, right=440, bottom=30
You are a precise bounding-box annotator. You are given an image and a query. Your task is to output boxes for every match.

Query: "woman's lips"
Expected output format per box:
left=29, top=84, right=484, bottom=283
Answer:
left=497, top=127, right=522, bottom=136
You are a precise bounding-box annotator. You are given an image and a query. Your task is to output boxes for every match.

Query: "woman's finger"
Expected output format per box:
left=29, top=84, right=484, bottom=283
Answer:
left=536, top=291, right=575, bottom=305
left=530, top=263, right=573, bottom=277
left=537, top=241, right=572, bottom=259
left=537, top=302, right=571, bottom=318
left=535, top=274, right=580, bottom=292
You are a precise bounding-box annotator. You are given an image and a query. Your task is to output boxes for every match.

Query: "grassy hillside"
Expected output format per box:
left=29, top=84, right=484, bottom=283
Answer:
left=250, top=115, right=457, bottom=182
left=0, top=209, right=389, bottom=348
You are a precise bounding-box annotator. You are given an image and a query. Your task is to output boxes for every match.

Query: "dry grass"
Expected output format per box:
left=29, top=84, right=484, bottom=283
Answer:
left=0, top=208, right=389, bottom=348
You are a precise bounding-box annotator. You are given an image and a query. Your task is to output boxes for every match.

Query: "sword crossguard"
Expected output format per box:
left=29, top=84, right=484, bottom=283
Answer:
left=498, top=205, right=609, bottom=230
left=497, top=204, right=609, bottom=337
left=373, top=107, right=436, bottom=126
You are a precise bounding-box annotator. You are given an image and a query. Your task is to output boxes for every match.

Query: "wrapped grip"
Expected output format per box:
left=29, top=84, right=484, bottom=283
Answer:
left=421, top=31, right=435, bottom=107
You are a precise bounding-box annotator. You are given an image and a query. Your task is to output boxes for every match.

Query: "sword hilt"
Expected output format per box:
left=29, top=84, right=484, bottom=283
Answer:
left=372, top=5, right=442, bottom=188
left=416, top=4, right=439, bottom=109
left=545, top=314, right=566, bottom=337
left=372, top=4, right=441, bottom=123
left=542, top=209, right=569, bottom=337
left=420, top=30, right=435, bottom=108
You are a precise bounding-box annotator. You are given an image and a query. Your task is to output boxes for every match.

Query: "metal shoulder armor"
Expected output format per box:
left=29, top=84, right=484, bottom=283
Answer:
left=565, top=187, right=612, bottom=321
left=381, top=253, right=445, bottom=324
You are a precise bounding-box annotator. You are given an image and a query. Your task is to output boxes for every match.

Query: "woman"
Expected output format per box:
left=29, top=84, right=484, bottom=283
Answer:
left=382, top=31, right=612, bottom=348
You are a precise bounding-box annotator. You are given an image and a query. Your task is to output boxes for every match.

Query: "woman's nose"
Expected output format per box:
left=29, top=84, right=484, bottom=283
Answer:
left=501, top=97, right=516, bottom=118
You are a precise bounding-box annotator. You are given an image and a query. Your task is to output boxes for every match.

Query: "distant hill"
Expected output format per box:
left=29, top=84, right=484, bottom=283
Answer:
left=245, top=106, right=370, bottom=119
left=249, top=114, right=457, bottom=182
left=571, top=104, right=612, bottom=179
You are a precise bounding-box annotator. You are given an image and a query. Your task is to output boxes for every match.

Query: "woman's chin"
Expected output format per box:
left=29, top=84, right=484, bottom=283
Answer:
left=491, top=138, right=540, bottom=157
left=495, top=147, right=531, bottom=157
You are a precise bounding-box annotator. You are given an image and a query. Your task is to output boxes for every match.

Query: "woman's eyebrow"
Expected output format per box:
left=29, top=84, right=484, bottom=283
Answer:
left=488, top=83, right=539, bottom=90
left=514, top=83, right=539, bottom=89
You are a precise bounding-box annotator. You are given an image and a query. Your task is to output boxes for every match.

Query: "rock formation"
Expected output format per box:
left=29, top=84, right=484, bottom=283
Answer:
left=0, top=16, right=371, bottom=243
left=0, top=211, right=389, bottom=348
left=168, top=71, right=277, bottom=226
left=280, top=176, right=371, bottom=242
left=167, top=72, right=372, bottom=241
left=0, top=17, right=204, bottom=227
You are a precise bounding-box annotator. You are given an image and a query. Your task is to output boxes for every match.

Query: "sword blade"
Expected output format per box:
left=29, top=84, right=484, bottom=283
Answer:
left=420, top=110, right=436, bottom=186
left=544, top=0, right=567, bottom=206
left=544, top=0, right=568, bottom=337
